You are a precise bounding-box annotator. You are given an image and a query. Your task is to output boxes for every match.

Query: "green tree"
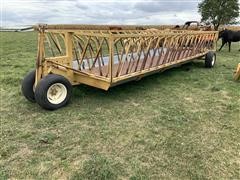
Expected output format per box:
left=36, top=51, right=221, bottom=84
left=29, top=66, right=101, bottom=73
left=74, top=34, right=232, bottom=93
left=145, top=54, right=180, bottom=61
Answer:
left=198, top=0, right=239, bottom=30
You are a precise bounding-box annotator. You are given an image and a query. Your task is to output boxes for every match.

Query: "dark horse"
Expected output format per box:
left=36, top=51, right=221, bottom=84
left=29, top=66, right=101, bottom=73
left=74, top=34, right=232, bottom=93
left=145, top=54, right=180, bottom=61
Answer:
left=218, top=29, right=240, bottom=52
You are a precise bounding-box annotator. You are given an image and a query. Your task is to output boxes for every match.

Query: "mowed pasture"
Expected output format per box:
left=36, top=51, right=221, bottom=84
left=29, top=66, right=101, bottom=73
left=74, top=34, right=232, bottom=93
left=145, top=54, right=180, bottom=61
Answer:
left=0, top=32, right=239, bottom=179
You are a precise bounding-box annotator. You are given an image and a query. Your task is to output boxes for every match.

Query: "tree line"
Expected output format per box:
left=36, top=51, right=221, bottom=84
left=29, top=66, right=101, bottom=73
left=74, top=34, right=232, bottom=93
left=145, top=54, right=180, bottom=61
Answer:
left=198, top=0, right=239, bottom=30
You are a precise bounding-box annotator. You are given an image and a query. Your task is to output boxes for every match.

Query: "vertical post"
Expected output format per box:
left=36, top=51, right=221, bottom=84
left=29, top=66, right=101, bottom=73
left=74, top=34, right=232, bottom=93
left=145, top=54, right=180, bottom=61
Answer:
left=214, top=32, right=218, bottom=51
left=65, top=32, right=73, bottom=80
left=233, top=63, right=240, bottom=81
left=109, top=35, right=114, bottom=82
left=35, top=27, right=45, bottom=87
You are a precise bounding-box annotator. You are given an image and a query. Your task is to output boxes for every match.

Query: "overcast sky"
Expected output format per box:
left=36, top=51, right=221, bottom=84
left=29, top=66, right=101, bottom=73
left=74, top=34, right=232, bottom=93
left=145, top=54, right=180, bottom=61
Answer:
left=0, top=0, right=239, bottom=27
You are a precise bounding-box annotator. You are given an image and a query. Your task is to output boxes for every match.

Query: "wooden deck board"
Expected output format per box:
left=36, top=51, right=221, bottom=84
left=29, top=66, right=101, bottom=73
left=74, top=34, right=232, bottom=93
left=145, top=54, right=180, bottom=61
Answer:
left=79, top=48, right=200, bottom=78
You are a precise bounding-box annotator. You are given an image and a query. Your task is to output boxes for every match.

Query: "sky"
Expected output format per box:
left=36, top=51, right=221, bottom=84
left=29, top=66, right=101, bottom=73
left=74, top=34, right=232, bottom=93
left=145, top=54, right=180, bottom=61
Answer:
left=0, top=0, right=239, bottom=27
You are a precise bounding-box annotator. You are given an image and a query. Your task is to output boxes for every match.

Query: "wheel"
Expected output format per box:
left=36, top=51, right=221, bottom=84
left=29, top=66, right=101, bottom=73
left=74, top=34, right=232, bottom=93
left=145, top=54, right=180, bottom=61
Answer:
left=21, top=70, right=36, bottom=102
left=34, top=74, right=72, bottom=110
left=205, top=51, right=216, bottom=68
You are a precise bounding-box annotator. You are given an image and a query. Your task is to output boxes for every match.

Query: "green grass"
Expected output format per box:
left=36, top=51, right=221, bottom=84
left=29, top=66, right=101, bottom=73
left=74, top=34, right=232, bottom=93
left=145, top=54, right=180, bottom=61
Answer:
left=0, top=32, right=239, bottom=179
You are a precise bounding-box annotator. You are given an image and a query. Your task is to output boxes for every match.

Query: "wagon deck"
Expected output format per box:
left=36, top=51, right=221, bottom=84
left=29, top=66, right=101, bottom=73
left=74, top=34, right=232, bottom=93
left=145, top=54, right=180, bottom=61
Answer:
left=22, top=24, right=219, bottom=109
left=78, top=48, right=199, bottom=77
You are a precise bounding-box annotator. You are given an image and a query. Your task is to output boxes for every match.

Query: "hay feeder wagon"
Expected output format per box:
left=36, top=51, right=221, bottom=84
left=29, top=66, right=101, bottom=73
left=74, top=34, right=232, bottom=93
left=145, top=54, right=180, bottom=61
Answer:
left=22, top=24, right=218, bottom=110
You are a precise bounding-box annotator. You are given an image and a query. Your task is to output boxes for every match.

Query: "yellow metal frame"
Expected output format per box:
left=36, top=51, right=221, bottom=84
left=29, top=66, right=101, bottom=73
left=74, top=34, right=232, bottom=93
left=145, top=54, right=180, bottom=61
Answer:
left=34, top=24, right=219, bottom=90
left=234, top=63, right=240, bottom=81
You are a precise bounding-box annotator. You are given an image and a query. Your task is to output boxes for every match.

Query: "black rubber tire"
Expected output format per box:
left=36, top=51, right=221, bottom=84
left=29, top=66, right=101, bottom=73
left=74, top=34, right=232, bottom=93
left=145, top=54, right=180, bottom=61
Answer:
left=34, top=74, right=72, bottom=110
left=205, top=51, right=216, bottom=68
left=21, top=70, right=36, bottom=102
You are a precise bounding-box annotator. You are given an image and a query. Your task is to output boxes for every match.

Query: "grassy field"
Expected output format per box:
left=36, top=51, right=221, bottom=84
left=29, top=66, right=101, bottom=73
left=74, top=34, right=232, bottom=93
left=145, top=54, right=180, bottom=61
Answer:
left=0, top=32, right=239, bottom=179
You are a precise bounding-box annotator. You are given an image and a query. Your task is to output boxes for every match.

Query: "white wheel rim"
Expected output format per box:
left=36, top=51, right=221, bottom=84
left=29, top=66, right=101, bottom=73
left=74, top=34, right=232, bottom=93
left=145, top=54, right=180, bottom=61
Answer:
left=47, top=83, right=67, bottom=105
left=211, top=56, right=215, bottom=66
